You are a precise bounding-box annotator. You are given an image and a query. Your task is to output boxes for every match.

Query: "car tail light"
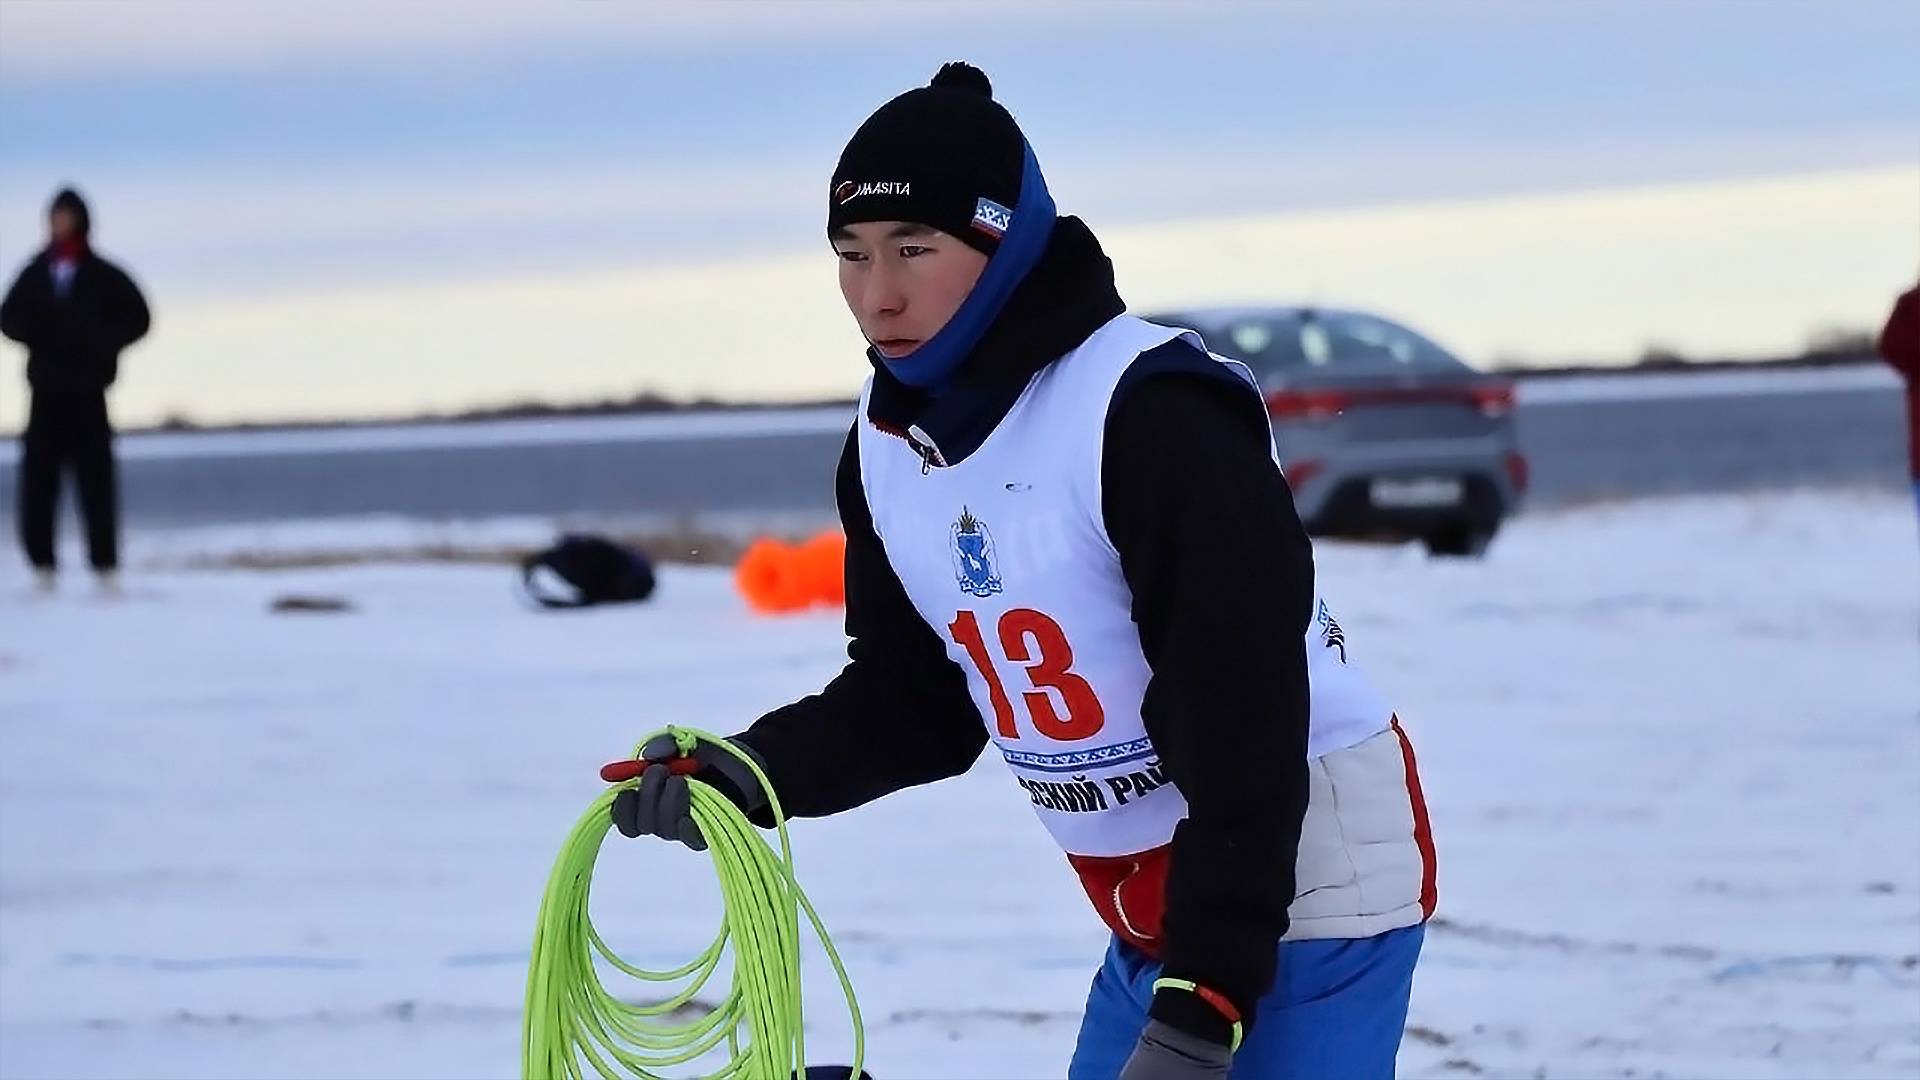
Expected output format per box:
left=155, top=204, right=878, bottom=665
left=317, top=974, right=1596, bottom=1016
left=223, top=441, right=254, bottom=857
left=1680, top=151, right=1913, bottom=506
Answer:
left=1265, top=389, right=1350, bottom=421
left=1505, top=451, right=1530, bottom=494
left=1271, top=383, right=1515, bottom=419
left=1283, top=458, right=1326, bottom=488
left=1469, top=382, right=1516, bottom=418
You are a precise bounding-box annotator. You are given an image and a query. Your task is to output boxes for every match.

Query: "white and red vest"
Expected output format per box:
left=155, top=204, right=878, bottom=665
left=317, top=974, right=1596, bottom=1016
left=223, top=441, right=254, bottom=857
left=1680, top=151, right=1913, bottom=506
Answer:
left=856, top=314, right=1436, bottom=948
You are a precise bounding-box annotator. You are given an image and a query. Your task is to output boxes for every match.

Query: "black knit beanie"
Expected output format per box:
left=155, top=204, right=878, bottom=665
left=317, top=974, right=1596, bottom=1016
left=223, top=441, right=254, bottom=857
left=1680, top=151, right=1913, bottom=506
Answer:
left=828, top=62, right=1027, bottom=255
left=50, top=187, right=91, bottom=237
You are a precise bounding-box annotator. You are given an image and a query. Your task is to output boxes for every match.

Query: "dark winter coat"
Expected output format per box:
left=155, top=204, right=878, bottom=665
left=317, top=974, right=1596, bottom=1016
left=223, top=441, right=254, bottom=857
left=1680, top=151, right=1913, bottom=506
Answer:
left=1, top=251, right=151, bottom=393
left=1877, top=284, right=1920, bottom=478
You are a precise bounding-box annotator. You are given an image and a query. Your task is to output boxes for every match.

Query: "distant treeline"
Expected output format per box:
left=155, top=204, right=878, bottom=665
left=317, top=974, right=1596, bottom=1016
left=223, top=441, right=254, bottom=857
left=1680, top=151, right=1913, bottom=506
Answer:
left=145, top=392, right=858, bottom=435
left=1497, top=326, right=1876, bottom=379
left=142, top=329, right=1881, bottom=436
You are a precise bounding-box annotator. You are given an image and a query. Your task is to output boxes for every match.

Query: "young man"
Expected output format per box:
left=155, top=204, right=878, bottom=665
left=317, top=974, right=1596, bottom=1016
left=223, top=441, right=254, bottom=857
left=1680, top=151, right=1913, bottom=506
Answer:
left=613, top=63, right=1435, bottom=1078
left=2, top=188, right=151, bottom=594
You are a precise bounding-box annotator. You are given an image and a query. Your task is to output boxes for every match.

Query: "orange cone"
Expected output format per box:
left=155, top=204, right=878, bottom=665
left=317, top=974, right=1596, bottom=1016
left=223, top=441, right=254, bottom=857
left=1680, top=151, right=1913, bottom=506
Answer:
left=798, top=530, right=847, bottom=607
left=735, top=538, right=810, bottom=614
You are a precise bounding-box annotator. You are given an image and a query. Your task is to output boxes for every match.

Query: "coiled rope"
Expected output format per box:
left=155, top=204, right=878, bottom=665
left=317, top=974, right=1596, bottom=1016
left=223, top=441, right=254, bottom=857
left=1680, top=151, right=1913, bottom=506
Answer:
left=522, top=726, right=864, bottom=1079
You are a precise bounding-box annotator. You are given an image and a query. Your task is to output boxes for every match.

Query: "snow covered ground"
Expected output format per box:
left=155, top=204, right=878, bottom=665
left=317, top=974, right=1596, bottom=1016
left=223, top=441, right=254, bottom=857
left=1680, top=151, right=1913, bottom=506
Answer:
left=2, top=490, right=1916, bottom=1079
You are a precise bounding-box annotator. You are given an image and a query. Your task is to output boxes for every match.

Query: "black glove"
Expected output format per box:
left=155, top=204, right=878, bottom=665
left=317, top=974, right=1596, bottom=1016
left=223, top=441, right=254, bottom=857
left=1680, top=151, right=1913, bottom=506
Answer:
left=605, top=735, right=770, bottom=850
left=1117, top=1019, right=1233, bottom=1079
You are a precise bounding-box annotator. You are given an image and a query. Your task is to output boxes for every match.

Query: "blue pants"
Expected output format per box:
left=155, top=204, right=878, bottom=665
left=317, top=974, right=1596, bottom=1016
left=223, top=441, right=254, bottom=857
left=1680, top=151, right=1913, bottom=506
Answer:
left=1067, top=924, right=1424, bottom=1079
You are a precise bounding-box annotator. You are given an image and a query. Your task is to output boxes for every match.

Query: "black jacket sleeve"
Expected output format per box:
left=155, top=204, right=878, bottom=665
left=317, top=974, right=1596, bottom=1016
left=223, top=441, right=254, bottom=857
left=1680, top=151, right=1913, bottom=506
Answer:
left=1102, top=372, right=1315, bottom=1036
left=0, top=263, right=43, bottom=347
left=733, top=426, right=989, bottom=820
left=97, top=262, right=151, bottom=351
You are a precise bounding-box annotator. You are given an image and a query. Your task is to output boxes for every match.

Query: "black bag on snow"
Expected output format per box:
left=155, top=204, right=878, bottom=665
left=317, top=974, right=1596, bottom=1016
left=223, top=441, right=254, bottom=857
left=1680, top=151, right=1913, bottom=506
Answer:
left=520, top=534, right=656, bottom=609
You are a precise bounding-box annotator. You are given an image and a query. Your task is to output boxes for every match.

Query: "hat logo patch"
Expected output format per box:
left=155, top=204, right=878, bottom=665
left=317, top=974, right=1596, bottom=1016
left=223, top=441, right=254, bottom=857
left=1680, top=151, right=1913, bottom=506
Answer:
left=972, top=197, right=1012, bottom=238
left=835, top=180, right=911, bottom=205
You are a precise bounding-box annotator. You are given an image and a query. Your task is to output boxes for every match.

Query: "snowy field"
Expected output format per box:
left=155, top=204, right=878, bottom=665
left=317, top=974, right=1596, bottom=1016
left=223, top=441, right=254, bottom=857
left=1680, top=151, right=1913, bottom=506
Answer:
left=2, top=490, right=1916, bottom=1079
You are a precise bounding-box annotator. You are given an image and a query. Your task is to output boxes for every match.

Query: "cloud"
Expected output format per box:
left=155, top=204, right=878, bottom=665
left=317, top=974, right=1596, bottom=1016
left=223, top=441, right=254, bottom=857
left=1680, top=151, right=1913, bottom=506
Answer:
left=61, top=166, right=1918, bottom=428
left=0, top=0, right=1156, bottom=83
left=4, top=120, right=1908, bottom=306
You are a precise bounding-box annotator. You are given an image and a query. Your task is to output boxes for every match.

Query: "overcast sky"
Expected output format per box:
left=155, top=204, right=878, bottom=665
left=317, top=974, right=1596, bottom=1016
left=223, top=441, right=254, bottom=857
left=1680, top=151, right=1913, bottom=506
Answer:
left=0, top=0, right=1915, bottom=423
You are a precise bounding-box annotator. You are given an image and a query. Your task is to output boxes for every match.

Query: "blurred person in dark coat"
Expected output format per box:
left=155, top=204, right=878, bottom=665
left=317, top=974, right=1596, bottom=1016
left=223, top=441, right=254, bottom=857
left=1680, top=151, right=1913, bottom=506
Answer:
left=1, top=188, right=150, bottom=594
left=1880, top=279, right=1920, bottom=536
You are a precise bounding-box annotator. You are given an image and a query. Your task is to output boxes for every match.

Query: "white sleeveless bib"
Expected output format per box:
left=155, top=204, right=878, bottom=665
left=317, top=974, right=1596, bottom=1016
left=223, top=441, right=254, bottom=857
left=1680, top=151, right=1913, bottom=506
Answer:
left=857, top=315, right=1393, bottom=859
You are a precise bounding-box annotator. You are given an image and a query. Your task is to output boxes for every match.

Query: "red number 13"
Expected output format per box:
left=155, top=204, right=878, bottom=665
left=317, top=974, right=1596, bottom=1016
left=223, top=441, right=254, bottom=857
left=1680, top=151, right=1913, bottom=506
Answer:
left=948, top=608, right=1105, bottom=741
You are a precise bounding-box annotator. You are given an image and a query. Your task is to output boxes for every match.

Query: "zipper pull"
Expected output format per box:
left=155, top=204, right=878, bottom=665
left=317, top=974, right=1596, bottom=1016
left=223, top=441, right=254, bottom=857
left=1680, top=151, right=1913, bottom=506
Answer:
left=907, top=424, right=944, bottom=473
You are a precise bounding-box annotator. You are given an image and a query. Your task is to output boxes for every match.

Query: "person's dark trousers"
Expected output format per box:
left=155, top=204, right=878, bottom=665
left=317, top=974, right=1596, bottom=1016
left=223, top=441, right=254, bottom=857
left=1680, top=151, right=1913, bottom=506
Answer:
left=17, top=389, right=118, bottom=572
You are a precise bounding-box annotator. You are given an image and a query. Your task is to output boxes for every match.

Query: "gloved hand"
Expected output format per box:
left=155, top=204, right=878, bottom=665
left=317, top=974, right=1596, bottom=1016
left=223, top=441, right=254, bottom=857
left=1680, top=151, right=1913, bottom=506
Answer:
left=602, top=734, right=770, bottom=850
left=1118, top=1019, right=1233, bottom=1080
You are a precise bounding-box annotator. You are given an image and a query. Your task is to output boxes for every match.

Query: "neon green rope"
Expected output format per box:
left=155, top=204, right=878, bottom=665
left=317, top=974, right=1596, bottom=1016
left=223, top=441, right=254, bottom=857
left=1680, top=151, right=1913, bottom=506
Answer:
left=522, top=725, right=865, bottom=1079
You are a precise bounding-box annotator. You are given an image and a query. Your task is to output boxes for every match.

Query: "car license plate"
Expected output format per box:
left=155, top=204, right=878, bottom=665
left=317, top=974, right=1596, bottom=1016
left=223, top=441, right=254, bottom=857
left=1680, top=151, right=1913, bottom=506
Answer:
left=1369, top=477, right=1464, bottom=508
